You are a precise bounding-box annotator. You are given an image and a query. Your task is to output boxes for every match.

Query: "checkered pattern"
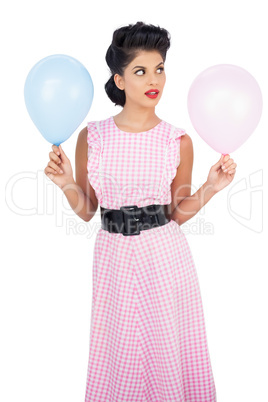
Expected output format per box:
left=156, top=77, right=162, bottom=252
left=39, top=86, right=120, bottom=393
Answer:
left=85, top=116, right=217, bottom=401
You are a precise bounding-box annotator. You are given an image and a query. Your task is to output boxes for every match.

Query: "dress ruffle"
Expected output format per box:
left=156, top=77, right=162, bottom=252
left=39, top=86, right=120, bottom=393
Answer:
left=169, top=126, right=186, bottom=169
left=158, top=126, right=186, bottom=203
left=87, top=121, right=103, bottom=205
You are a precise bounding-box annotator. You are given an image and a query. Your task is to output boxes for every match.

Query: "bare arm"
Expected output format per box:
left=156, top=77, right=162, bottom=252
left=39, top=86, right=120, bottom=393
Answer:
left=60, top=127, right=99, bottom=222
left=167, top=134, right=216, bottom=226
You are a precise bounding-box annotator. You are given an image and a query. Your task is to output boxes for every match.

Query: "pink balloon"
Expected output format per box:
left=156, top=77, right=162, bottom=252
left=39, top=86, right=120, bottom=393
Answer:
left=187, top=64, right=263, bottom=154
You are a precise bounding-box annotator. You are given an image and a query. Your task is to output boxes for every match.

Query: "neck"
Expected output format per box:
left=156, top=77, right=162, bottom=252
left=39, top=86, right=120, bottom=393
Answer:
left=114, top=104, right=161, bottom=129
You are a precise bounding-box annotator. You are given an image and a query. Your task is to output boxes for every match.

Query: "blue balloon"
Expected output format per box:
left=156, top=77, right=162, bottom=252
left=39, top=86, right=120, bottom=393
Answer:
left=24, top=54, right=94, bottom=146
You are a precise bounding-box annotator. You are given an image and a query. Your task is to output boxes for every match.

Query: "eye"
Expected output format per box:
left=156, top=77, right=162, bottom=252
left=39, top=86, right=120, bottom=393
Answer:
left=135, top=69, right=145, bottom=76
left=157, top=67, right=164, bottom=73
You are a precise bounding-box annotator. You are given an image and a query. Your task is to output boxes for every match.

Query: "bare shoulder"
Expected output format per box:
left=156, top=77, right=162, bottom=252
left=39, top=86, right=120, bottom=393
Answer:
left=181, top=132, right=192, bottom=143
left=75, top=125, right=99, bottom=211
left=180, top=133, right=193, bottom=151
left=75, top=126, right=88, bottom=159
left=75, top=126, right=88, bottom=171
left=76, top=126, right=88, bottom=145
left=180, top=133, right=193, bottom=163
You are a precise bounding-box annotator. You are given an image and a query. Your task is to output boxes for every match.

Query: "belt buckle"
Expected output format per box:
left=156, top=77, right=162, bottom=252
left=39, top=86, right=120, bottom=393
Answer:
left=145, top=204, right=159, bottom=226
left=120, top=205, right=140, bottom=236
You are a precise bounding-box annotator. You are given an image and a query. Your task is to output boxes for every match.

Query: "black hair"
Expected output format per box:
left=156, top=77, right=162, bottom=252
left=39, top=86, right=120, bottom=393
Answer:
left=104, top=21, right=171, bottom=107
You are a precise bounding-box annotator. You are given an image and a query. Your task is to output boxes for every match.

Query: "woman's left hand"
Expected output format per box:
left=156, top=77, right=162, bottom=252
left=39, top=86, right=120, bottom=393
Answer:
left=207, top=154, right=237, bottom=194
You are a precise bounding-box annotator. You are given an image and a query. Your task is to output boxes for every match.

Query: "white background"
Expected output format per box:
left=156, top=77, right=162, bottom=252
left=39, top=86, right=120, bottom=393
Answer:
left=1, top=0, right=267, bottom=401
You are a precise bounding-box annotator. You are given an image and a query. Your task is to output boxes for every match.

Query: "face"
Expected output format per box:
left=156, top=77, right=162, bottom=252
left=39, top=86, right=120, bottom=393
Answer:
left=114, top=50, right=166, bottom=108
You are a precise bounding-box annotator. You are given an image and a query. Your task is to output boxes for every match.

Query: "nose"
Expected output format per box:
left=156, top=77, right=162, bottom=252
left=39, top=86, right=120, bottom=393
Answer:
left=146, top=71, right=159, bottom=86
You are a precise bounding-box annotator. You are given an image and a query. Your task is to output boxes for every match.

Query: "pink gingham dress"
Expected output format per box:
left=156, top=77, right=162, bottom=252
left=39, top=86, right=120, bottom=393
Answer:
left=85, top=116, right=217, bottom=401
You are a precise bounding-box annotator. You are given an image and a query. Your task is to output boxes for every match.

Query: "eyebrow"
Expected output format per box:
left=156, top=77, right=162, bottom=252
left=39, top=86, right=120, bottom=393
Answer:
left=132, top=61, right=164, bottom=70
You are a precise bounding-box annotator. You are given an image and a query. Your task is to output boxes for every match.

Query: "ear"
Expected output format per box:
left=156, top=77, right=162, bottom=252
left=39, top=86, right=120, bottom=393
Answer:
left=114, top=74, right=124, bottom=91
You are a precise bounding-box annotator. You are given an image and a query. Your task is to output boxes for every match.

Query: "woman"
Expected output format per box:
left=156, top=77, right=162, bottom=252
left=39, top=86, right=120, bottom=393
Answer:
left=44, top=21, right=236, bottom=401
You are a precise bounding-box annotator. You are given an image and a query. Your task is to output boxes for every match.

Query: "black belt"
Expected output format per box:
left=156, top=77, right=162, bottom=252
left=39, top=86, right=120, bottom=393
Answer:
left=100, top=204, right=170, bottom=236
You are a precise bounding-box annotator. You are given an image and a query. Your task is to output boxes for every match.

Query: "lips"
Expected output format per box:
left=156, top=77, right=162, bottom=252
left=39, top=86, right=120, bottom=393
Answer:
left=145, top=89, right=159, bottom=99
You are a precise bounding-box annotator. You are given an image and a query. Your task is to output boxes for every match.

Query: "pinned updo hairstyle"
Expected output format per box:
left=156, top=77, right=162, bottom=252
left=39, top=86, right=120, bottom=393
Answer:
left=104, top=21, right=171, bottom=107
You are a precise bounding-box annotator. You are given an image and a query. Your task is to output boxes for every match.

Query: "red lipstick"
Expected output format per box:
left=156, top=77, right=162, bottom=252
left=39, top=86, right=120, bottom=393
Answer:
left=145, top=89, right=159, bottom=99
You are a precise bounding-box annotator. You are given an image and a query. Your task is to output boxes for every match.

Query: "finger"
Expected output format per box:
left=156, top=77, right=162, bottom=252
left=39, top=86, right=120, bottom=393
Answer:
left=49, top=151, right=62, bottom=165
left=44, top=168, right=56, bottom=180
left=222, top=154, right=230, bottom=165
left=225, top=161, right=236, bottom=169
left=227, top=169, right=236, bottom=174
left=48, top=161, right=63, bottom=174
left=221, top=160, right=232, bottom=170
left=58, top=144, right=69, bottom=162
left=218, top=154, right=226, bottom=163
left=47, top=173, right=54, bottom=180
left=222, top=162, right=237, bottom=172
left=224, top=158, right=234, bottom=165
left=212, top=154, right=225, bottom=170
left=45, top=167, right=58, bottom=175
left=52, top=145, right=60, bottom=155
left=217, top=153, right=227, bottom=165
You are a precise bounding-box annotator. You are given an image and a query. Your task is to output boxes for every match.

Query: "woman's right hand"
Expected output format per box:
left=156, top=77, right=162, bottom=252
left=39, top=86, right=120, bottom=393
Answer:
left=44, top=144, right=75, bottom=190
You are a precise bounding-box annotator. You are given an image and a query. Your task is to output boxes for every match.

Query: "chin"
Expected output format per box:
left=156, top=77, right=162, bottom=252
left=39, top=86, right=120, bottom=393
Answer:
left=144, top=96, right=162, bottom=106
